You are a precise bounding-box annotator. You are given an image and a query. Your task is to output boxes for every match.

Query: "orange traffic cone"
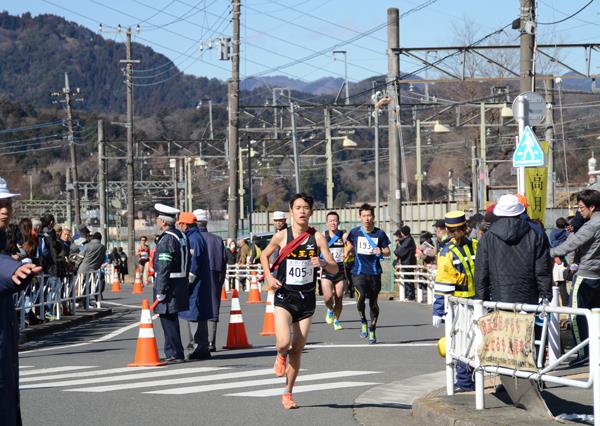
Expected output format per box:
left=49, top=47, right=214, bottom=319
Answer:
left=128, top=299, right=166, bottom=367
left=223, top=289, right=252, bottom=349
left=247, top=271, right=263, bottom=304
left=132, top=267, right=143, bottom=294
left=221, top=286, right=228, bottom=301
left=111, top=266, right=122, bottom=293
left=259, top=290, right=276, bottom=336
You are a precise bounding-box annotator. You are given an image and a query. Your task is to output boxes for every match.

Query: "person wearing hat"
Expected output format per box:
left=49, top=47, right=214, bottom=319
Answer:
left=0, top=177, right=43, bottom=425
left=177, top=212, right=213, bottom=360
left=475, top=194, right=551, bottom=306
left=153, top=203, right=190, bottom=363
left=193, top=209, right=227, bottom=352
left=433, top=210, right=477, bottom=391
left=269, top=211, right=288, bottom=264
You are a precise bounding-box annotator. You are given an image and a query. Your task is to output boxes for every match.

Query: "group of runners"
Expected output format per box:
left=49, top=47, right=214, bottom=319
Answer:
left=259, top=193, right=390, bottom=409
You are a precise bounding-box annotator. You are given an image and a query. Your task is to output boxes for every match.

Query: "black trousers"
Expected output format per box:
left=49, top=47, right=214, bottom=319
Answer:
left=193, top=320, right=209, bottom=353
left=570, top=276, right=600, bottom=359
left=159, top=313, right=184, bottom=359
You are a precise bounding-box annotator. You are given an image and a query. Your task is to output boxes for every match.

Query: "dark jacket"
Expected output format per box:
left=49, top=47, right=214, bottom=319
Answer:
left=153, top=226, right=189, bottom=315
left=225, top=248, right=237, bottom=265
left=475, top=216, right=551, bottom=304
left=77, top=238, right=106, bottom=274
left=0, top=255, right=28, bottom=426
left=549, top=227, right=568, bottom=248
left=178, top=226, right=212, bottom=321
left=199, top=226, right=227, bottom=321
left=394, top=235, right=416, bottom=266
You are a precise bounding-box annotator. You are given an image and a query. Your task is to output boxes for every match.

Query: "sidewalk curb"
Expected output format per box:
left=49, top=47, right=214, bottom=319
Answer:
left=20, top=308, right=113, bottom=343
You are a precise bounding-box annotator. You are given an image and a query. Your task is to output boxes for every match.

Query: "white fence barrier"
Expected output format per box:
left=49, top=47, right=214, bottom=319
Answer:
left=225, top=264, right=264, bottom=292
left=394, top=264, right=434, bottom=304
left=445, top=294, right=600, bottom=424
left=14, top=271, right=105, bottom=331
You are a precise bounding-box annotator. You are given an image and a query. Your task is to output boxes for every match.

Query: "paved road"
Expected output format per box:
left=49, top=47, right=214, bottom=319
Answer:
left=19, top=286, right=443, bottom=425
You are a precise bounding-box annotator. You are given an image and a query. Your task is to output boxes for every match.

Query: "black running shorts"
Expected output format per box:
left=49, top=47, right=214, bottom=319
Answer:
left=353, top=274, right=382, bottom=299
left=274, top=287, right=316, bottom=323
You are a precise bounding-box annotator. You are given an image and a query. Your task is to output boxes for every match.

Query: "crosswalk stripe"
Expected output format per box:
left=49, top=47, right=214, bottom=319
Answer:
left=19, top=366, right=35, bottom=369
left=226, top=381, right=381, bottom=397
left=20, top=366, right=162, bottom=383
left=66, top=368, right=275, bottom=393
left=19, top=366, right=96, bottom=376
left=20, top=367, right=224, bottom=390
left=145, top=370, right=381, bottom=395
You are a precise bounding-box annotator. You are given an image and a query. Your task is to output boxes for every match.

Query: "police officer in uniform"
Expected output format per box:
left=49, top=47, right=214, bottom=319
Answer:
left=153, top=204, right=190, bottom=363
left=432, top=211, right=477, bottom=391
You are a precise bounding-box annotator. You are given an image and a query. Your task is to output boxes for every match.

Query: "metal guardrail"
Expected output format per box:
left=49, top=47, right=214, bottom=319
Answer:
left=225, top=264, right=263, bottom=292
left=445, top=292, right=599, bottom=424
left=14, top=271, right=105, bottom=331
left=394, top=264, right=434, bottom=304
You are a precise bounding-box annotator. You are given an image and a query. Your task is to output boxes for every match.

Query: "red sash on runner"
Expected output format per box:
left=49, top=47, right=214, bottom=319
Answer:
left=258, top=227, right=316, bottom=283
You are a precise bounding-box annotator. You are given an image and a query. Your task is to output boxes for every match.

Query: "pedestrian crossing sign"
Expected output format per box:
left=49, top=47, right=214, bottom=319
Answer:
left=513, top=126, right=544, bottom=167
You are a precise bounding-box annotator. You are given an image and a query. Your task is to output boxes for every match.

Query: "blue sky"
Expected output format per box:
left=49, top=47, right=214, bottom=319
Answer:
left=2, top=0, right=599, bottom=82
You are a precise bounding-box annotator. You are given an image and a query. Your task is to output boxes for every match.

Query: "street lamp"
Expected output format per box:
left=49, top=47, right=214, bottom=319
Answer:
left=240, top=140, right=258, bottom=236
left=372, top=92, right=391, bottom=226
left=196, top=96, right=214, bottom=140
left=415, top=120, right=450, bottom=203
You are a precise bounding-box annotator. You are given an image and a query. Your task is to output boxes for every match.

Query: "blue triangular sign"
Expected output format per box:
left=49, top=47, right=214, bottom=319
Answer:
left=513, top=126, right=544, bottom=167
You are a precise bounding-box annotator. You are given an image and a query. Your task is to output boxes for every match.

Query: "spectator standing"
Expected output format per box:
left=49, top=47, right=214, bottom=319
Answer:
left=117, top=247, right=128, bottom=282
left=552, top=257, right=568, bottom=306
left=475, top=194, right=551, bottom=304
left=270, top=210, right=288, bottom=263
left=193, top=210, right=227, bottom=352
left=237, top=239, right=250, bottom=265
left=78, top=232, right=107, bottom=300
left=225, top=239, right=237, bottom=292
left=550, top=189, right=600, bottom=365
left=18, top=218, right=37, bottom=259
left=394, top=226, right=417, bottom=301
left=550, top=217, right=568, bottom=248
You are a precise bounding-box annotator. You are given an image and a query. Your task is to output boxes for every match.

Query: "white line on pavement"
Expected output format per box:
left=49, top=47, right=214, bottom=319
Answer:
left=145, top=370, right=381, bottom=395
left=102, top=301, right=145, bottom=309
left=226, top=381, right=381, bottom=397
left=20, top=366, right=162, bottom=383
left=19, top=366, right=96, bottom=376
left=316, top=301, right=357, bottom=306
left=19, top=366, right=35, bottom=369
left=304, top=343, right=437, bottom=348
left=65, top=368, right=279, bottom=393
left=20, top=367, right=223, bottom=390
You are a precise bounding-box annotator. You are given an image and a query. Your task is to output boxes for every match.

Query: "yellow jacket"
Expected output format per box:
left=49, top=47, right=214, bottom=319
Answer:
left=434, top=237, right=477, bottom=298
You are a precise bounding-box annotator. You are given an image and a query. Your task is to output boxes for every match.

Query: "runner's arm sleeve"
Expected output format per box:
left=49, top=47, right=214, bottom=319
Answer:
left=474, top=236, right=490, bottom=301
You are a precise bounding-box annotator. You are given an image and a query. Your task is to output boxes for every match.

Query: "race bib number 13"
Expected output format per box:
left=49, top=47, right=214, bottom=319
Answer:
left=286, top=259, right=314, bottom=285
left=356, top=236, right=378, bottom=255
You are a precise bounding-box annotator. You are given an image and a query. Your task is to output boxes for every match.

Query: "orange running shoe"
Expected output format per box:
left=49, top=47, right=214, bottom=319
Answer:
left=282, top=392, right=298, bottom=409
left=274, top=354, right=287, bottom=377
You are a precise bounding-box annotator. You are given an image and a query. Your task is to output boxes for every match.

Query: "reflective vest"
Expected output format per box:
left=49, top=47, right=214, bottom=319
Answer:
left=164, top=230, right=189, bottom=279
left=434, top=238, right=477, bottom=298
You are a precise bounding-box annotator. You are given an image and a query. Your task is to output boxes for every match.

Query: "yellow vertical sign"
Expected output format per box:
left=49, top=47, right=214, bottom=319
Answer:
left=525, top=140, right=549, bottom=224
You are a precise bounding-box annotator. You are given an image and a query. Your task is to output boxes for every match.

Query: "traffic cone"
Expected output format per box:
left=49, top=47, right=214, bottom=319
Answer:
left=111, top=266, right=122, bottom=293
left=247, top=271, right=263, bottom=304
left=132, top=267, right=143, bottom=294
left=221, top=286, right=228, bottom=301
left=128, top=299, right=166, bottom=367
left=223, top=289, right=252, bottom=349
left=259, top=290, right=276, bottom=336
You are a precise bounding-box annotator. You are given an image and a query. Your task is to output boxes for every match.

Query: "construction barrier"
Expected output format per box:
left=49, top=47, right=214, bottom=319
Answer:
left=225, top=264, right=264, bottom=292
left=394, top=264, right=434, bottom=304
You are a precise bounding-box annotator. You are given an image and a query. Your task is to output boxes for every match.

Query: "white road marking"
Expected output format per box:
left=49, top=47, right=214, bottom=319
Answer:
left=227, top=381, right=381, bottom=397
left=145, top=370, right=381, bottom=395
left=102, top=301, right=145, bottom=309
left=19, top=366, right=35, bottom=369
left=65, top=368, right=278, bottom=393
left=20, top=367, right=223, bottom=389
left=316, top=300, right=357, bottom=306
left=19, top=366, right=96, bottom=376
left=304, top=343, right=437, bottom=348
left=21, top=366, right=161, bottom=383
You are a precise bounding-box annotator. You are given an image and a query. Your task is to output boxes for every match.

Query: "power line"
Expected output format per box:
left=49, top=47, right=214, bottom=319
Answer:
left=538, top=0, right=595, bottom=25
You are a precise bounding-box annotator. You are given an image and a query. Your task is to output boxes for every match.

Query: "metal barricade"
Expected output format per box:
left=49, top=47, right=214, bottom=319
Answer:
left=14, top=271, right=104, bottom=331
left=225, top=264, right=264, bottom=292
left=394, top=264, right=434, bottom=304
left=445, top=294, right=600, bottom=424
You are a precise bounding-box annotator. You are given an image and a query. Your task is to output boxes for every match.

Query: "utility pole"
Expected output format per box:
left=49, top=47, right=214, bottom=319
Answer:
left=374, top=102, right=381, bottom=227
left=52, top=73, right=82, bottom=227
left=333, top=50, right=349, bottom=105
left=120, top=26, right=140, bottom=278
left=415, top=120, right=422, bottom=203
left=471, top=140, right=479, bottom=213
left=247, top=140, right=253, bottom=237
left=98, top=120, right=107, bottom=245
left=186, top=157, right=193, bottom=210
left=544, top=78, right=555, bottom=207
left=387, top=8, right=402, bottom=228
left=324, top=106, right=333, bottom=208
left=65, top=167, right=72, bottom=230
left=227, top=0, right=241, bottom=240
left=518, top=0, right=535, bottom=195
left=178, top=159, right=185, bottom=211
left=479, top=102, right=486, bottom=209
left=290, top=101, right=301, bottom=193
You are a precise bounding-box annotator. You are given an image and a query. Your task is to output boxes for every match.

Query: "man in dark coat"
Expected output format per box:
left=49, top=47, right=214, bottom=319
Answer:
left=0, top=178, right=43, bottom=426
left=178, top=212, right=213, bottom=360
left=194, top=209, right=227, bottom=352
left=153, top=203, right=190, bottom=363
left=475, top=194, right=551, bottom=304
left=394, top=226, right=417, bottom=301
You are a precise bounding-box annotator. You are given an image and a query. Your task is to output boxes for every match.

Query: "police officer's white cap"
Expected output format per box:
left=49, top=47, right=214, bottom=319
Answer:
left=155, top=203, right=179, bottom=217
left=273, top=211, right=286, bottom=221
left=193, top=209, right=208, bottom=222
left=0, top=177, right=19, bottom=199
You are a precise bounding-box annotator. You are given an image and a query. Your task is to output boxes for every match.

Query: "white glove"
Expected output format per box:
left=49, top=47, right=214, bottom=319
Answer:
left=188, top=273, right=197, bottom=284
left=432, top=316, right=443, bottom=328
left=156, top=294, right=166, bottom=302
left=570, top=264, right=579, bottom=272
